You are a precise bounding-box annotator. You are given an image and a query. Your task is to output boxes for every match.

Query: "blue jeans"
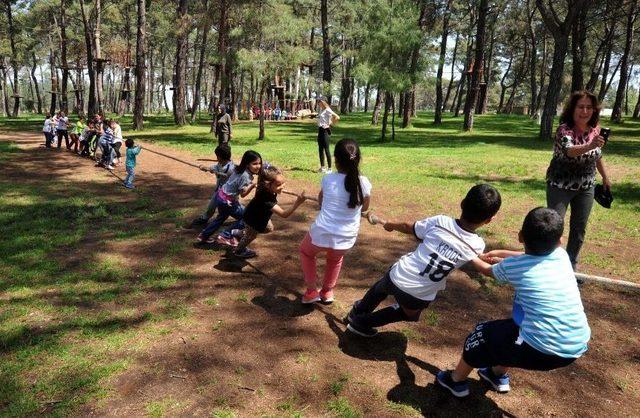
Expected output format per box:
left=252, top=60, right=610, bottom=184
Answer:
left=124, top=166, right=135, bottom=187
left=100, top=140, right=111, bottom=165
left=200, top=194, right=244, bottom=239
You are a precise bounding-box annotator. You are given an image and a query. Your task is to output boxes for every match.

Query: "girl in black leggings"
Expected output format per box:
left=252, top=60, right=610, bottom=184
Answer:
left=316, top=99, right=340, bottom=173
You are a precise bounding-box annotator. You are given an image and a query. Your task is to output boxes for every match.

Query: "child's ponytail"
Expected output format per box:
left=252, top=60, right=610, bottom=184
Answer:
left=334, top=138, right=364, bottom=208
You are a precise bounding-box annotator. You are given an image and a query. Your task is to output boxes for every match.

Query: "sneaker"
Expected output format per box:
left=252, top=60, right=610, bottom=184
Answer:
left=124, top=184, right=135, bottom=190
left=326, top=168, right=332, bottom=173
left=301, top=289, right=321, bottom=304
left=478, top=368, right=510, bottom=393
left=216, top=234, right=239, bottom=248
left=318, top=167, right=327, bottom=173
left=436, top=370, right=470, bottom=398
left=196, top=234, right=216, bottom=244
left=95, top=162, right=103, bottom=167
left=234, top=248, right=257, bottom=259
left=106, top=165, right=115, bottom=170
left=320, top=288, right=334, bottom=304
left=346, top=322, right=378, bottom=338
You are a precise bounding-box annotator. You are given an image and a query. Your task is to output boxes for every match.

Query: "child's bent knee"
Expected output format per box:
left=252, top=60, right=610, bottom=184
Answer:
left=401, top=307, right=422, bottom=322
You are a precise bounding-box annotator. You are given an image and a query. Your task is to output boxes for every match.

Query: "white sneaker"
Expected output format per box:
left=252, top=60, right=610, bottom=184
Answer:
left=106, top=165, right=115, bottom=170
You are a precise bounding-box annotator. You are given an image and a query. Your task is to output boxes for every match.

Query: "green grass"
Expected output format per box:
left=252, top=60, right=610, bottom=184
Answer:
left=0, top=163, right=197, bottom=415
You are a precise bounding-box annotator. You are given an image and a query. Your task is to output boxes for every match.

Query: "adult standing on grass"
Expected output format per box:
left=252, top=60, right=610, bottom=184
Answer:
left=213, top=104, right=232, bottom=145
left=316, top=99, right=340, bottom=173
left=545, top=90, right=611, bottom=273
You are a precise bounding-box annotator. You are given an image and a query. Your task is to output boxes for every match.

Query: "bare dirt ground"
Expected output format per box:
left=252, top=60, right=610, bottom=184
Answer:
left=2, top=131, right=639, bottom=417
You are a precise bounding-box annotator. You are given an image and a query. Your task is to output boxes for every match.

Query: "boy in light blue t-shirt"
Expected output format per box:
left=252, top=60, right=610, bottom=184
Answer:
left=437, top=207, right=591, bottom=398
left=123, top=138, right=141, bottom=189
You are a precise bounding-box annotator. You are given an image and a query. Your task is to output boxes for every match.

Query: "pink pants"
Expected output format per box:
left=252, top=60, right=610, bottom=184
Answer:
left=299, top=233, right=348, bottom=292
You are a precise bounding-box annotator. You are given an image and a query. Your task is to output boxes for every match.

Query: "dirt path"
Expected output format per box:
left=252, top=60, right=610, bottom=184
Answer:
left=2, top=132, right=639, bottom=417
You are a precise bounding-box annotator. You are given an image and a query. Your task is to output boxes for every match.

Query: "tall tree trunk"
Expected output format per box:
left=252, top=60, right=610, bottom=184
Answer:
left=526, top=0, right=538, bottom=116
left=443, top=32, right=459, bottom=111
left=391, top=94, right=396, bottom=141
left=570, top=6, right=588, bottom=93
left=611, top=0, right=637, bottom=123
left=320, top=0, right=332, bottom=103
left=173, top=0, right=189, bottom=125
left=160, top=49, right=169, bottom=112
left=191, top=1, right=210, bottom=123
left=31, top=54, right=43, bottom=114
left=79, top=0, right=96, bottom=117
left=49, top=49, right=58, bottom=116
left=258, top=80, right=266, bottom=140
left=147, top=47, right=154, bottom=112
left=1, top=64, right=10, bottom=116
left=381, top=91, right=392, bottom=141
left=497, top=54, right=513, bottom=113
left=133, top=0, right=146, bottom=129
left=463, top=0, right=488, bottom=131
left=536, top=0, right=585, bottom=139
left=435, top=0, right=453, bottom=124
left=404, top=1, right=429, bottom=128
left=371, top=87, right=382, bottom=125
left=59, top=0, right=69, bottom=112
left=215, top=0, right=229, bottom=108
left=363, top=81, right=370, bottom=112
left=94, top=0, right=105, bottom=114
left=4, top=0, right=20, bottom=116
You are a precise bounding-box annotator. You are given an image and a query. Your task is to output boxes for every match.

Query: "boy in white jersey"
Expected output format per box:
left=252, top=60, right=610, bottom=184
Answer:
left=346, top=184, right=501, bottom=337
left=436, top=207, right=591, bottom=398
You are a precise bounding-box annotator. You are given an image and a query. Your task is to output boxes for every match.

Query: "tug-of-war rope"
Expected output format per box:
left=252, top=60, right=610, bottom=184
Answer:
left=100, top=141, right=640, bottom=292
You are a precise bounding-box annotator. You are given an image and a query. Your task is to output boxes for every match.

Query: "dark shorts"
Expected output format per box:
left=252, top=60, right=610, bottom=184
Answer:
left=462, top=318, right=577, bottom=371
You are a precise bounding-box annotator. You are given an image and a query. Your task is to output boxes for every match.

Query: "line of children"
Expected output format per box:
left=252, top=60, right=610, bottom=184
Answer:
left=195, top=150, right=262, bottom=244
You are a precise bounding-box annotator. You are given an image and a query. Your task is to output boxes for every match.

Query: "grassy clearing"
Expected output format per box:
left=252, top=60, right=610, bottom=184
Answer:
left=0, top=165, right=198, bottom=415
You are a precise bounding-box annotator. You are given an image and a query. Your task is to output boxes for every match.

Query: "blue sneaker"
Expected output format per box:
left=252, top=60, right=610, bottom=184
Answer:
left=478, top=368, right=510, bottom=393
left=436, top=370, right=470, bottom=398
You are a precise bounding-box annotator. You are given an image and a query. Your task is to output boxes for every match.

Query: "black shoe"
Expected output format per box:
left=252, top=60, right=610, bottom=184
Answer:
left=346, top=321, right=378, bottom=338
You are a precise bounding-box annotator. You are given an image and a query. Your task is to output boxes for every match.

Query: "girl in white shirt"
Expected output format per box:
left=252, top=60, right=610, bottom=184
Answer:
left=316, top=100, right=340, bottom=173
left=300, top=138, right=371, bottom=304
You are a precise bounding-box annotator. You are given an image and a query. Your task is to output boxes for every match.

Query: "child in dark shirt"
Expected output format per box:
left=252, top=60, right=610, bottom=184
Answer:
left=231, top=165, right=307, bottom=258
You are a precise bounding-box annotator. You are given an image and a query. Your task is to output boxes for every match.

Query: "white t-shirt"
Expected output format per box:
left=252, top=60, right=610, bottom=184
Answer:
left=57, top=116, right=68, bottom=130
left=309, top=172, right=372, bottom=250
left=390, top=215, right=485, bottom=301
left=43, top=119, right=51, bottom=133
left=317, top=108, right=337, bottom=129
left=112, top=125, right=123, bottom=144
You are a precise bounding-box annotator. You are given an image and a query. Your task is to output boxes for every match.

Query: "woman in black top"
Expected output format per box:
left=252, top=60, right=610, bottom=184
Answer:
left=213, top=104, right=233, bottom=145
